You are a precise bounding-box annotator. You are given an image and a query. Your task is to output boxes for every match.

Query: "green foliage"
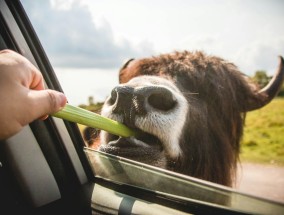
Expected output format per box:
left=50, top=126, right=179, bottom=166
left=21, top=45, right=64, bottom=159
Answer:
left=78, top=96, right=104, bottom=113
left=241, top=98, right=284, bottom=165
left=278, top=83, right=284, bottom=97
left=251, top=70, right=284, bottom=97
left=252, top=70, right=271, bottom=88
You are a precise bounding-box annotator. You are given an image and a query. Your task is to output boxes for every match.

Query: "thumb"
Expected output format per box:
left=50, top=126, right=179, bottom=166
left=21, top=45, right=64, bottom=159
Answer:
left=28, top=89, right=67, bottom=120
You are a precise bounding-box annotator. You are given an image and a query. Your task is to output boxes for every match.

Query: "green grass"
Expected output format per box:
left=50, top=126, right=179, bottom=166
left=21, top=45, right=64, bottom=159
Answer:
left=241, top=98, right=284, bottom=165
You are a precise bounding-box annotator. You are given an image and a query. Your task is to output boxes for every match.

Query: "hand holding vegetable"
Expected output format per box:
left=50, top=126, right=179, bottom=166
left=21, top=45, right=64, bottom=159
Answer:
left=0, top=49, right=67, bottom=140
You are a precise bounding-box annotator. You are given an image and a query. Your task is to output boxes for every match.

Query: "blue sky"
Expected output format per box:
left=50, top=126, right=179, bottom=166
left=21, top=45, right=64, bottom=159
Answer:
left=21, top=0, right=284, bottom=75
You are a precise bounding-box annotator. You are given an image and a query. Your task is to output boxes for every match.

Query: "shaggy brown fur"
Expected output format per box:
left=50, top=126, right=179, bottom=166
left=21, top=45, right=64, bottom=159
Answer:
left=85, top=51, right=284, bottom=187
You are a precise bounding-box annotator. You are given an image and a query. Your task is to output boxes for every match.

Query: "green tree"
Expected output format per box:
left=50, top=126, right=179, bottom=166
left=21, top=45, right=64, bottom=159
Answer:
left=252, top=70, right=271, bottom=89
left=252, top=70, right=284, bottom=97
left=88, top=96, right=95, bottom=105
left=278, top=83, right=284, bottom=97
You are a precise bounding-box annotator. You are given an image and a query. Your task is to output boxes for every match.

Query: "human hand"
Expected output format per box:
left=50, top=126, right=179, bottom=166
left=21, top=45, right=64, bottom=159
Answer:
left=0, top=49, right=67, bottom=140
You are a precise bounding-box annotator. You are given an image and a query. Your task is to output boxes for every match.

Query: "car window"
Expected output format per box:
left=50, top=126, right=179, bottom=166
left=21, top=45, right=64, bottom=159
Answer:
left=85, top=148, right=284, bottom=214
left=21, top=0, right=284, bottom=213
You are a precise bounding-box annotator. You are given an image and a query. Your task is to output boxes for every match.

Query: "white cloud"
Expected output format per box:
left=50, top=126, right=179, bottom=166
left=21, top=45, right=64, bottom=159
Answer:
left=21, top=0, right=155, bottom=68
left=19, top=0, right=284, bottom=105
left=177, top=35, right=221, bottom=54
left=50, top=0, right=76, bottom=10
left=234, top=38, right=284, bottom=75
left=21, top=0, right=284, bottom=75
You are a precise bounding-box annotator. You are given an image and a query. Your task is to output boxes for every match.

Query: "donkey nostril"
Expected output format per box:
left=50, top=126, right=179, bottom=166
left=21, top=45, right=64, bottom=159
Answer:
left=108, top=88, right=118, bottom=105
left=111, top=86, right=135, bottom=115
left=148, top=89, right=177, bottom=111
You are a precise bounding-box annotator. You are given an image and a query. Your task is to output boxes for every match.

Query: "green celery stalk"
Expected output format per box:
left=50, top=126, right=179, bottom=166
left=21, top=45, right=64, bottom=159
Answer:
left=52, top=104, right=136, bottom=137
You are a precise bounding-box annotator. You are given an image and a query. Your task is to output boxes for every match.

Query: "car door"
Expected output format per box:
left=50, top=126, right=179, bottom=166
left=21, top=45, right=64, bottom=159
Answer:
left=0, top=0, right=93, bottom=214
left=0, top=0, right=284, bottom=215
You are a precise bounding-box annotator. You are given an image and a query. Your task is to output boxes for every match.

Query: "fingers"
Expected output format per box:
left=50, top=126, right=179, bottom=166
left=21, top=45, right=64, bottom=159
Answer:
left=0, top=49, right=45, bottom=90
left=28, top=89, right=67, bottom=121
left=0, top=49, right=69, bottom=140
left=29, top=66, right=45, bottom=91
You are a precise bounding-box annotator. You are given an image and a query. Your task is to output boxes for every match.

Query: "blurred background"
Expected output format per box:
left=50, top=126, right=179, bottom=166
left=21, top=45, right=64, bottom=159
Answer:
left=21, top=0, right=284, bottom=104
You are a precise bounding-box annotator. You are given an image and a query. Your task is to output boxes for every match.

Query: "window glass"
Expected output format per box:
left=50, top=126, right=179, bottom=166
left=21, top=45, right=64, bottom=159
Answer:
left=21, top=0, right=284, bottom=209
left=85, top=148, right=284, bottom=214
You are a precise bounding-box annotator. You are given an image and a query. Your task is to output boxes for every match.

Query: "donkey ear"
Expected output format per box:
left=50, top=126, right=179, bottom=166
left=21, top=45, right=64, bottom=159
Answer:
left=119, top=58, right=135, bottom=84
left=120, top=58, right=135, bottom=70
left=244, top=56, right=284, bottom=111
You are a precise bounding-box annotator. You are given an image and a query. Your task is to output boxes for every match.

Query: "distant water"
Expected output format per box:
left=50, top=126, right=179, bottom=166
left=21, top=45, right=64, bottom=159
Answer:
left=54, top=67, right=119, bottom=106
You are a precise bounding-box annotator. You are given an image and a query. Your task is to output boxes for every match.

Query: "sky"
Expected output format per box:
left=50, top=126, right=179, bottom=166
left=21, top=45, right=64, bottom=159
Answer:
left=21, top=0, right=284, bottom=76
